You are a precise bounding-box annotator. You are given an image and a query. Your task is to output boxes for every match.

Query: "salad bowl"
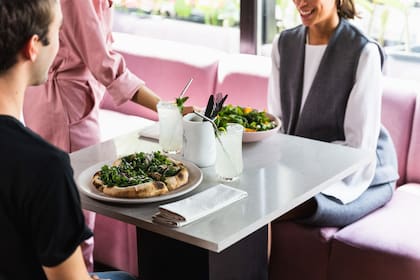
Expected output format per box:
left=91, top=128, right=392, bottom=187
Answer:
left=242, top=112, right=281, bottom=142
left=215, top=105, right=282, bottom=143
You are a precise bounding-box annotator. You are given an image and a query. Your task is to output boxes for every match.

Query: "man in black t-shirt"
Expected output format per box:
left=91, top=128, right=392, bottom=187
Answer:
left=0, top=1, right=135, bottom=279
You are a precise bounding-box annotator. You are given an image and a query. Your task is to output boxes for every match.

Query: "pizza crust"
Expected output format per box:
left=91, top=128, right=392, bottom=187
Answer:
left=165, top=167, right=189, bottom=191
left=101, top=181, right=169, bottom=198
left=92, top=172, right=170, bottom=198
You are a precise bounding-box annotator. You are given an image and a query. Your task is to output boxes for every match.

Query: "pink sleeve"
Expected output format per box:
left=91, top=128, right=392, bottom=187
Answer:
left=61, top=0, right=144, bottom=105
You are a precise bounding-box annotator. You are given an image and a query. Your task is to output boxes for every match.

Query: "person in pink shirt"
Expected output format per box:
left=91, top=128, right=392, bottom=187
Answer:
left=23, top=0, right=193, bottom=272
left=24, top=0, right=162, bottom=152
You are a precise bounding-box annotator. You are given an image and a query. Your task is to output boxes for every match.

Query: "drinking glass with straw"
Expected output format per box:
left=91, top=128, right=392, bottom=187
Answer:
left=157, top=78, right=193, bottom=154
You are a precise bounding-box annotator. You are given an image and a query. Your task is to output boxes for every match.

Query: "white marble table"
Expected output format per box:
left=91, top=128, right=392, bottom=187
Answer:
left=70, top=130, right=372, bottom=280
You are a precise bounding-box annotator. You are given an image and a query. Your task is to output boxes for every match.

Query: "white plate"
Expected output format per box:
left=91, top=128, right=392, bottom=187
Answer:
left=77, top=157, right=203, bottom=204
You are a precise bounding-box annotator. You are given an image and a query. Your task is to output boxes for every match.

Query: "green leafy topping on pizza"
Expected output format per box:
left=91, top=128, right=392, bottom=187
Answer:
left=99, top=151, right=182, bottom=187
left=99, top=165, right=152, bottom=187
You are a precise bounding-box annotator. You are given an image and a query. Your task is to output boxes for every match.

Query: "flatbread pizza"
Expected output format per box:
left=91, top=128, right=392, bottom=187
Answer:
left=92, top=151, right=189, bottom=198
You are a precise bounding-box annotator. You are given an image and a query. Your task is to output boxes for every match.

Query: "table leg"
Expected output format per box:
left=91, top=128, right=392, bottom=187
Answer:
left=137, top=225, right=268, bottom=280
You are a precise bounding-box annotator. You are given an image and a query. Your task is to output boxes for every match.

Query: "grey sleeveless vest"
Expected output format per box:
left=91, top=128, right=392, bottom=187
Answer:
left=277, top=19, right=398, bottom=186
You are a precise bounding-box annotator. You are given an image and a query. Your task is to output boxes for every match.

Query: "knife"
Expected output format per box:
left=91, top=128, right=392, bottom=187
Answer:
left=211, top=93, right=228, bottom=119
left=204, top=94, right=214, bottom=119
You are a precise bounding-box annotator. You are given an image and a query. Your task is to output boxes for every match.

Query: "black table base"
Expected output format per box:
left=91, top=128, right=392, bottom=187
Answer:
left=137, top=225, right=268, bottom=280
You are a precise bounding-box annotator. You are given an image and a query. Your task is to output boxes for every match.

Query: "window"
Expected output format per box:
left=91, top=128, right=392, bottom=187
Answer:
left=113, top=0, right=420, bottom=55
left=113, top=0, right=241, bottom=53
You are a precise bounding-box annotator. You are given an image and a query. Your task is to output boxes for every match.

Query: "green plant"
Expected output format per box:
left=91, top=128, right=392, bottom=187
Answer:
left=175, top=0, right=192, bottom=19
left=380, top=0, right=412, bottom=51
left=355, top=0, right=413, bottom=49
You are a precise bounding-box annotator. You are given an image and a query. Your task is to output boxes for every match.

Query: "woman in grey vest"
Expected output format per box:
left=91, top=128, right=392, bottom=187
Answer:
left=267, top=0, right=399, bottom=227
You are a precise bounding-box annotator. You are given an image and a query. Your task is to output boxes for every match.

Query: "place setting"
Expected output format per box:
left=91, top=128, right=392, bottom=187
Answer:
left=76, top=151, right=203, bottom=204
left=149, top=86, right=281, bottom=226
left=77, top=77, right=281, bottom=227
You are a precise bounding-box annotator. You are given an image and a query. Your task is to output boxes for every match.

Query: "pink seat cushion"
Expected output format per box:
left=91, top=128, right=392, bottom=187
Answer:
left=101, top=33, right=223, bottom=120
left=269, top=222, right=337, bottom=280
left=407, top=94, right=420, bottom=183
left=93, top=215, right=139, bottom=276
left=216, top=54, right=271, bottom=110
left=381, top=78, right=418, bottom=186
left=329, top=187, right=420, bottom=280
left=398, top=183, right=420, bottom=196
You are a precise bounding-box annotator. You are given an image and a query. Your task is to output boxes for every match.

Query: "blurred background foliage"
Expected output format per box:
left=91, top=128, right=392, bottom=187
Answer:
left=115, top=0, right=420, bottom=49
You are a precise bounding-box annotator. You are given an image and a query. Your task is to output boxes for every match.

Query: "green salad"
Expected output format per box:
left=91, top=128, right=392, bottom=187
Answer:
left=214, top=105, right=277, bottom=132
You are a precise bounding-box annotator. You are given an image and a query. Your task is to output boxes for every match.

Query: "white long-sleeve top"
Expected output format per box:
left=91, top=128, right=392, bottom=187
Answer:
left=267, top=35, right=383, bottom=204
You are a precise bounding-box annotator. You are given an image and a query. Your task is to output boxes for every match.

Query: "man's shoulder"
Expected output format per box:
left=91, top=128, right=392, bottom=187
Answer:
left=0, top=118, right=69, bottom=170
left=24, top=138, right=70, bottom=173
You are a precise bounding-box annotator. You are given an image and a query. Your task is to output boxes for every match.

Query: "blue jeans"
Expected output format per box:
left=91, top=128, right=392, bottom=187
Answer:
left=91, top=271, right=137, bottom=280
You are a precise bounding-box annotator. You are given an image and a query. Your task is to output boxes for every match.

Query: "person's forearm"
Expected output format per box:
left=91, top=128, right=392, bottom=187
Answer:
left=43, top=246, right=92, bottom=280
left=131, top=85, right=161, bottom=112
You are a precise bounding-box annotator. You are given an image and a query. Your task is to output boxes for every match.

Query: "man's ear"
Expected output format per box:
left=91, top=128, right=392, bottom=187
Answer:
left=22, top=35, right=41, bottom=62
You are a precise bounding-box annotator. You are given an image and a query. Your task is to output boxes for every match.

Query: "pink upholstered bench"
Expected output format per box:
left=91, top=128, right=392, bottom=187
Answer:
left=327, top=90, right=420, bottom=280
left=329, top=187, right=420, bottom=280
left=215, top=53, right=271, bottom=110
left=100, top=32, right=224, bottom=121
left=269, top=223, right=338, bottom=280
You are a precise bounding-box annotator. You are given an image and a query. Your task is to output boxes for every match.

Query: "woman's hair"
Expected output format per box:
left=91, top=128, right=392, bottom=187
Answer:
left=0, top=0, right=56, bottom=74
left=337, top=0, right=358, bottom=19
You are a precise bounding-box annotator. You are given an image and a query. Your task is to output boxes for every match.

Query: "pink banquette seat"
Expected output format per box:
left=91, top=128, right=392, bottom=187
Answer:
left=100, top=32, right=224, bottom=121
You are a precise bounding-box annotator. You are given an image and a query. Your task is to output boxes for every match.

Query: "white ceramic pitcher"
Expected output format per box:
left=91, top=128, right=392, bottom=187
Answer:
left=182, top=113, right=216, bottom=167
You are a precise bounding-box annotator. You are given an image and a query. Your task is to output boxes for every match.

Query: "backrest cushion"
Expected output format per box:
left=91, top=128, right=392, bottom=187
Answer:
left=101, top=33, right=223, bottom=120
left=406, top=94, right=420, bottom=183
left=381, top=77, right=418, bottom=186
left=215, top=53, right=271, bottom=110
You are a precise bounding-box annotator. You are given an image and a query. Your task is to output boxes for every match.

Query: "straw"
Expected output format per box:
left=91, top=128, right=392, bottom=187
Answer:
left=162, top=78, right=193, bottom=153
left=179, top=78, right=193, bottom=99
left=193, top=111, right=219, bottom=134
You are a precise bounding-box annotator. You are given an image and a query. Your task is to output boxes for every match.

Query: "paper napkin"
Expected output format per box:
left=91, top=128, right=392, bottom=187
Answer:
left=138, top=123, right=159, bottom=140
left=153, top=184, right=248, bottom=227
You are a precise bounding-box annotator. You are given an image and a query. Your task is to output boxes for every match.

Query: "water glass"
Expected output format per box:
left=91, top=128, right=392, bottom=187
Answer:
left=157, top=101, right=183, bottom=154
left=215, top=123, right=244, bottom=181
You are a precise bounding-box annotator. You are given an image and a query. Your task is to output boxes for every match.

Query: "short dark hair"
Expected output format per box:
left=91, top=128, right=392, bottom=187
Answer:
left=0, top=0, right=55, bottom=74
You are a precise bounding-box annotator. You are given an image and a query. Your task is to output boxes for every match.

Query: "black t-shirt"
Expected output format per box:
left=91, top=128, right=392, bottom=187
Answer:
left=0, top=116, right=92, bottom=279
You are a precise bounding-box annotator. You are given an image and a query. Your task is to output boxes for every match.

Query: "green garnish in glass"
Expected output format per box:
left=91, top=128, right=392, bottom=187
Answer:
left=176, top=96, right=189, bottom=114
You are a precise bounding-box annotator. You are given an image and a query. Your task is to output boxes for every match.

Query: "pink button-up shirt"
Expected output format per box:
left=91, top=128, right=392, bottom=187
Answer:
left=24, top=0, right=144, bottom=152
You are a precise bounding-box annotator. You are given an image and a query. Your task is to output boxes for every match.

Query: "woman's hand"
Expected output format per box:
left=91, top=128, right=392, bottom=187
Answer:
left=182, top=105, right=202, bottom=115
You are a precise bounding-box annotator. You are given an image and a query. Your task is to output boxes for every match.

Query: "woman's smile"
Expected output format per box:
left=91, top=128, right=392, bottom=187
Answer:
left=299, top=7, right=315, bottom=24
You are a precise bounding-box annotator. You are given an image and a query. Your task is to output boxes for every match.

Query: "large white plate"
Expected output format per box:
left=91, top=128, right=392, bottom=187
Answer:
left=77, top=157, right=203, bottom=204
